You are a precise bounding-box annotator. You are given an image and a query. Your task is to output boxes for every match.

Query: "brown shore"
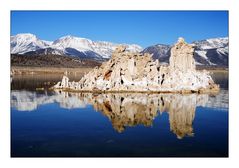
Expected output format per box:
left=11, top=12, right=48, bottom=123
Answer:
left=196, top=66, right=228, bottom=73
left=11, top=65, right=228, bottom=76
left=50, top=87, right=220, bottom=95
left=11, top=66, right=94, bottom=76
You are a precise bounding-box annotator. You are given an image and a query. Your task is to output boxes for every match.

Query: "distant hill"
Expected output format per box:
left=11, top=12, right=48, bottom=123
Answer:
left=11, top=54, right=101, bottom=68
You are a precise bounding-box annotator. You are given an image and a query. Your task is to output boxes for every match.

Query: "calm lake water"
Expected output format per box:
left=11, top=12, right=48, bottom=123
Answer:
left=11, top=71, right=228, bottom=157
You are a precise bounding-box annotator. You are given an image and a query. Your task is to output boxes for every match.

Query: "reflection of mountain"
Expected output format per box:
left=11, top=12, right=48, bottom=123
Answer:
left=11, top=90, right=228, bottom=138
left=206, top=89, right=228, bottom=110
left=11, top=91, right=87, bottom=111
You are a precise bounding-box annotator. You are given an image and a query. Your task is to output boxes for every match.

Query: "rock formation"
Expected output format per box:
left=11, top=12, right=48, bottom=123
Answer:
left=53, top=38, right=219, bottom=93
left=169, top=37, right=196, bottom=72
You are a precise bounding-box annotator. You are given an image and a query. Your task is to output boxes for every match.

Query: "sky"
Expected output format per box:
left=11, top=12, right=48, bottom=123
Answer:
left=11, top=11, right=228, bottom=47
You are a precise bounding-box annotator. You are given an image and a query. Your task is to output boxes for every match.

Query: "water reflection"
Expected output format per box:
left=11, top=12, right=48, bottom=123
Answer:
left=11, top=90, right=228, bottom=139
left=11, top=91, right=87, bottom=111
left=82, top=93, right=205, bottom=138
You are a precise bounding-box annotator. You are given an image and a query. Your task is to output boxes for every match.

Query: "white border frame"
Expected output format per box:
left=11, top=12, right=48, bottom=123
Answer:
left=1, top=0, right=239, bottom=168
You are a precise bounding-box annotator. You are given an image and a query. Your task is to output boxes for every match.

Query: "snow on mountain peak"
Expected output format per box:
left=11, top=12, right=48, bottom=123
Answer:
left=142, top=37, right=228, bottom=67
left=193, top=37, right=228, bottom=50
left=124, top=44, right=143, bottom=52
left=11, top=33, right=228, bottom=66
left=42, top=40, right=53, bottom=46
left=52, top=35, right=94, bottom=51
left=13, top=33, right=37, bottom=40
left=11, top=33, right=50, bottom=54
left=11, top=33, right=143, bottom=60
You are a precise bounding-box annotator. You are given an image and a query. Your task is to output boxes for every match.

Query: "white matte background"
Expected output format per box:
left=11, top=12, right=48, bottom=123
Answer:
left=0, top=0, right=238, bottom=167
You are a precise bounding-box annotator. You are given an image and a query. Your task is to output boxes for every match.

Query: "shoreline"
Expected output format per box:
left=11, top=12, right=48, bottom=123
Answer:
left=50, top=86, right=220, bottom=95
left=11, top=66, right=228, bottom=75
left=196, top=67, right=228, bottom=73
left=11, top=66, right=94, bottom=75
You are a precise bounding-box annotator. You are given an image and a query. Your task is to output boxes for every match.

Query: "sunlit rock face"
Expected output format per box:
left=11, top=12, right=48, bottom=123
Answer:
left=53, top=38, right=219, bottom=93
left=169, top=37, right=196, bottom=73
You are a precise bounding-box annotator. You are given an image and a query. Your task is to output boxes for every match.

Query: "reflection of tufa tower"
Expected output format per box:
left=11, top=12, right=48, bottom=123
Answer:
left=90, top=94, right=158, bottom=133
left=68, top=92, right=208, bottom=138
left=167, top=94, right=196, bottom=139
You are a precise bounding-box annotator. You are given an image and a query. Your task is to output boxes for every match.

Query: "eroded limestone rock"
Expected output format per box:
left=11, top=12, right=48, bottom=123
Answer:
left=53, top=38, right=219, bottom=93
left=169, top=37, right=196, bottom=73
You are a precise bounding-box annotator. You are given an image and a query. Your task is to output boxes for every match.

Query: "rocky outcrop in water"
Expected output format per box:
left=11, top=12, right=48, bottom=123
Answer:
left=53, top=38, right=219, bottom=93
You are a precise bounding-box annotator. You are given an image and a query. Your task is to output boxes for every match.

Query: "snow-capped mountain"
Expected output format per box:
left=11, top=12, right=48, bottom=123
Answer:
left=10, top=33, right=50, bottom=54
left=193, top=37, right=228, bottom=50
left=141, top=37, right=228, bottom=67
left=141, top=44, right=171, bottom=61
left=51, top=35, right=143, bottom=59
left=11, top=33, right=143, bottom=60
left=11, top=34, right=228, bottom=67
left=193, top=37, right=228, bottom=66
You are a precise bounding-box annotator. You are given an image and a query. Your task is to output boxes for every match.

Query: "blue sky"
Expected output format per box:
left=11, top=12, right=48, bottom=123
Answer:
left=11, top=11, right=228, bottom=47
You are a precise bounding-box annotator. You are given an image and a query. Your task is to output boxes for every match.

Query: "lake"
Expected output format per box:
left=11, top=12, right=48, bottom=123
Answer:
left=11, top=71, right=228, bottom=157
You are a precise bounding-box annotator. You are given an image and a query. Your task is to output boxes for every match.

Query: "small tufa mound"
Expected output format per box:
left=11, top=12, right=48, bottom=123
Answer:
left=54, top=75, right=69, bottom=89
left=53, top=38, right=219, bottom=93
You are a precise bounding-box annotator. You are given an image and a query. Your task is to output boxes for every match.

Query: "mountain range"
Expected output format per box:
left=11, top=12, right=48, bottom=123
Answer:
left=11, top=33, right=228, bottom=67
left=11, top=33, right=142, bottom=61
left=142, top=37, right=228, bottom=67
